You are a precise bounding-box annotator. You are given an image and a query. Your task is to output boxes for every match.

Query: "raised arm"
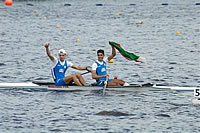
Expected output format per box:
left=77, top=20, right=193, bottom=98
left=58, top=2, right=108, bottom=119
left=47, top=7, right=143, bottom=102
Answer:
left=44, top=43, right=54, bottom=61
left=107, top=45, right=116, bottom=61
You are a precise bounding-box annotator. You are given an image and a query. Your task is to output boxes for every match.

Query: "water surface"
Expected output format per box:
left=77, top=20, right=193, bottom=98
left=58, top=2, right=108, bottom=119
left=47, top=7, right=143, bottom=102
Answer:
left=0, top=0, right=200, bottom=132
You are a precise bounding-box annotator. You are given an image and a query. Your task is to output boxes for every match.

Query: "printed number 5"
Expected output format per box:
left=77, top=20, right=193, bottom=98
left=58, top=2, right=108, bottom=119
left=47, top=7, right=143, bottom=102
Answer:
left=195, top=89, right=200, bottom=97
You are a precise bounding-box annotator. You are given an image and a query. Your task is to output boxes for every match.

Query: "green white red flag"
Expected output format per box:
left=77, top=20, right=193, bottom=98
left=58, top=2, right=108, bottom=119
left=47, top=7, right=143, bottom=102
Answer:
left=109, top=41, right=144, bottom=63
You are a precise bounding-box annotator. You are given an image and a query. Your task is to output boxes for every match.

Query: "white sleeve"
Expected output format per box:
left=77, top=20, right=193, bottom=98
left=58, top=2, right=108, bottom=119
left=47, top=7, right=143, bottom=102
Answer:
left=67, top=61, right=73, bottom=67
left=92, top=63, right=97, bottom=70
left=51, top=56, right=58, bottom=68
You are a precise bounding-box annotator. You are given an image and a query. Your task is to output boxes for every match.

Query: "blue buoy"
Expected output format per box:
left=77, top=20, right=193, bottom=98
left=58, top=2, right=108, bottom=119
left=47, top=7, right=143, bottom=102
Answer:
left=129, top=4, right=136, bottom=6
left=96, top=4, right=103, bottom=6
left=161, top=3, right=168, bottom=5
left=64, top=4, right=71, bottom=6
left=27, top=3, right=34, bottom=6
left=196, top=3, right=200, bottom=5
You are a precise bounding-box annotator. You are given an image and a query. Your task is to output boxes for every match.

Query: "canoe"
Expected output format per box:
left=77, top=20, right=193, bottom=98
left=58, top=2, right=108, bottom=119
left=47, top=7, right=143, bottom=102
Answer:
left=0, top=82, right=158, bottom=92
left=0, top=81, right=198, bottom=91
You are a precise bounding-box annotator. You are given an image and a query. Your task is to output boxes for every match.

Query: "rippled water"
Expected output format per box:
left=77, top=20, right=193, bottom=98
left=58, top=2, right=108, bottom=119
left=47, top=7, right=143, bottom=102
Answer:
left=0, top=0, right=200, bottom=132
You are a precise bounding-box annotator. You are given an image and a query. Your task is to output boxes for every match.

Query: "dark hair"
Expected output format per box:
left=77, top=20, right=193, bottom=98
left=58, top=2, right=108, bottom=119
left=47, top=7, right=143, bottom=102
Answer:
left=97, top=49, right=104, bottom=55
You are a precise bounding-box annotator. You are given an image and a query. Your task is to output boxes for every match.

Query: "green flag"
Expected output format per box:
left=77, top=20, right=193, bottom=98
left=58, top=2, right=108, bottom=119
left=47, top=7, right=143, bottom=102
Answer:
left=109, top=41, right=141, bottom=61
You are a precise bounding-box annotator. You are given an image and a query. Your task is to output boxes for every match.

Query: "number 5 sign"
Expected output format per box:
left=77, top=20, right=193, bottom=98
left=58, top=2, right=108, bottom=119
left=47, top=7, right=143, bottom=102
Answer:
left=194, top=88, right=200, bottom=98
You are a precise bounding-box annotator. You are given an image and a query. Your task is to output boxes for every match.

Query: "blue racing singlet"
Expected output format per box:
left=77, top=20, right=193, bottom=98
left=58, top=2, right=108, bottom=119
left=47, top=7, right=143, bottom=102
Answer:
left=51, top=59, right=68, bottom=82
left=95, top=60, right=107, bottom=83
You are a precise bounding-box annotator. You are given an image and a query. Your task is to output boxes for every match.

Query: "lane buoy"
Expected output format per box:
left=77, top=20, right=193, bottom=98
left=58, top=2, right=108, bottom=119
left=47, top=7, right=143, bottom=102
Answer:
left=27, top=3, right=34, bottom=6
left=176, top=32, right=180, bottom=35
left=109, top=59, right=114, bottom=63
left=116, top=13, right=119, bottom=16
left=138, top=21, right=143, bottom=24
left=161, top=3, right=168, bottom=5
left=5, top=0, right=12, bottom=6
left=56, top=26, right=60, bottom=28
left=96, top=4, right=103, bottom=6
left=76, top=39, right=80, bottom=42
left=64, top=4, right=71, bottom=6
left=34, top=10, right=38, bottom=13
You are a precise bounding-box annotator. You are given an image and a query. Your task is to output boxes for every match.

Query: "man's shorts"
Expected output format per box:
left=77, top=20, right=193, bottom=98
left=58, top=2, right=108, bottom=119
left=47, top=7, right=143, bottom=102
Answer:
left=55, top=78, right=66, bottom=86
left=97, top=79, right=112, bottom=86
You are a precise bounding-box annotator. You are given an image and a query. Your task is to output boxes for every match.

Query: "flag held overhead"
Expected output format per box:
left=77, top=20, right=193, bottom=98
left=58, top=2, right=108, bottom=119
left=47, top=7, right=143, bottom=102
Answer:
left=109, top=41, right=144, bottom=63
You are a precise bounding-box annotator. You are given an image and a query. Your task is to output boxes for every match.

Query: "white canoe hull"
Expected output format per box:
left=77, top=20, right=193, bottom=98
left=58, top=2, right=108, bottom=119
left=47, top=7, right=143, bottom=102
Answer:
left=153, top=85, right=200, bottom=91
left=0, top=82, right=198, bottom=91
left=0, top=82, right=159, bottom=91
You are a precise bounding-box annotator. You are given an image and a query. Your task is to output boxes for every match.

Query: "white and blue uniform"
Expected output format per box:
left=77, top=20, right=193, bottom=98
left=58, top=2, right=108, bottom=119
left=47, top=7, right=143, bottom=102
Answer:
left=92, top=58, right=112, bottom=86
left=51, top=57, right=73, bottom=86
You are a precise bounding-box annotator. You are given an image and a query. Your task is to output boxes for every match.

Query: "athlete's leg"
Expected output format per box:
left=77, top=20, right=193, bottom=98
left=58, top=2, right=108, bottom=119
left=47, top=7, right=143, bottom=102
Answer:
left=108, top=81, right=121, bottom=86
left=75, top=73, right=86, bottom=86
left=112, top=79, right=125, bottom=86
left=107, top=79, right=125, bottom=86
left=63, top=74, right=82, bottom=86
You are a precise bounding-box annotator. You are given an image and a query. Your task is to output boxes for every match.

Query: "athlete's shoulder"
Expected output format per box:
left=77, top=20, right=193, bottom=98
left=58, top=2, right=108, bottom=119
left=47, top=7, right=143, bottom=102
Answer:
left=92, top=62, right=98, bottom=70
left=51, top=56, right=59, bottom=68
left=92, top=60, right=98, bottom=66
left=66, top=60, right=73, bottom=67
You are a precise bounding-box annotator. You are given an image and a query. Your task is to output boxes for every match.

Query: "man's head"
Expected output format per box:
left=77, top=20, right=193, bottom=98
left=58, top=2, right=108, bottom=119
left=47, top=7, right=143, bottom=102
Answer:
left=58, top=49, right=66, bottom=62
left=97, top=49, right=105, bottom=61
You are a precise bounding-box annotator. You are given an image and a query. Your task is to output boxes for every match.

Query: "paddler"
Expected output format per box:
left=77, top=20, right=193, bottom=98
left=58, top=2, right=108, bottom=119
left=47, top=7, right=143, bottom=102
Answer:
left=44, top=43, right=91, bottom=86
left=91, top=45, right=129, bottom=86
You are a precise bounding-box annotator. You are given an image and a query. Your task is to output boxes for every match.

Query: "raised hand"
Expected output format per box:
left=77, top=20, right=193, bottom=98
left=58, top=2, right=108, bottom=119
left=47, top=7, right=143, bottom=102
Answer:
left=44, top=43, right=50, bottom=48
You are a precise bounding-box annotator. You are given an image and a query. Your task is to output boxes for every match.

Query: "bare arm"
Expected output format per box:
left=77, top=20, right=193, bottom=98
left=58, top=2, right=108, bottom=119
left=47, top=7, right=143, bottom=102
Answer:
left=107, top=45, right=116, bottom=61
left=44, top=43, right=54, bottom=61
left=92, top=70, right=109, bottom=79
left=72, top=65, right=92, bottom=71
